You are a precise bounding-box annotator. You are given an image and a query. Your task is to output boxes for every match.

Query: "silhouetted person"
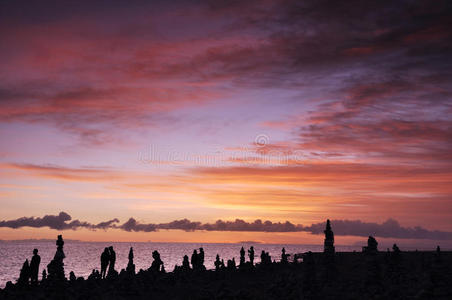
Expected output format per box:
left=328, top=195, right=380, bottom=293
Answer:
left=107, top=246, right=116, bottom=277
left=199, top=248, right=205, bottom=270
left=260, top=250, right=271, bottom=265
left=150, top=250, right=163, bottom=272
left=191, top=249, right=198, bottom=270
left=324, top=219, right=335, bottom=254
left=18, top=259, right=30, bottom=286
left=88, top=269, right=101, bottom=280
left=227, top=258, right=236, bottom=270
left=248, top=246, right=255, bottom=265
left=281, top=248, right=289, bottom=264
left=215, top=254, right=221, bottom=271
left=100, top=247, right=110, bottom=279
left=69, top=271, right=76, bottom=282
left=182, top=255, right=190, bottom=271
left=42, top=269, right=47, bottom=281
left=240, top=247, right=245, bottom=266
left=392, top=244, right=400, bottom=253
left=435, top=245, right=442, bottom=262
left=30, top=248, right=41, bottom=285
left=126, top=247, right=135, bottom=274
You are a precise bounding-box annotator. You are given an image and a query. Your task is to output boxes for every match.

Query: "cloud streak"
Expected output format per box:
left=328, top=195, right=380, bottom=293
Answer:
left=0, top=212, right=119, bottom=231
left=1, top=212, right=451, bottom=240
left=2, top=0, right=450, bottom=145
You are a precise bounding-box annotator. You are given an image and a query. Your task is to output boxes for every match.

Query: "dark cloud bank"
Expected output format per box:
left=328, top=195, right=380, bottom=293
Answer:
left=0, top=212, right=119, bottom=231
left=1, top=212, right=451, bottom=240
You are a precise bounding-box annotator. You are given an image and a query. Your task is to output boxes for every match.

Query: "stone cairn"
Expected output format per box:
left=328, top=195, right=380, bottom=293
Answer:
left=323, top=219, right=335, bottom=281
left=363, top=236, right=378, bottom=254
left=239, top=247, right=246, bottom=267
left=18, top=259, right=30, bottom=286
left=47, top=235, right=66, bottom=281
left=126, top=247, right=136, bottom=275
left=323, top=219, right=335, bottom=254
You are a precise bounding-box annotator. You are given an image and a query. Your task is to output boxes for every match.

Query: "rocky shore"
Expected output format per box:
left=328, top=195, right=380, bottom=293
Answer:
left=1, top=222, right=451, bottom=299
left=1, top=250, right=451, bottom=299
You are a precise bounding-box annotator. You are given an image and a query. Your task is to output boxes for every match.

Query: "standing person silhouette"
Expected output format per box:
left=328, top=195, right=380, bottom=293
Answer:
left=107, top=246, right=116, bottom=276
left=214, top=254, right=221, bottom=271
left=191, top=250, right=198, bottom=270
left=100, top=247, right=110, bottom=279
left=199, top=248, right=205, bottom=270
left=29, top=249, right=41, bottom=285
left=150, top=250, right=163, bottom=272
left=248, top=246, right=255, bottom=265
left=240, top=247, right=245, bottom=266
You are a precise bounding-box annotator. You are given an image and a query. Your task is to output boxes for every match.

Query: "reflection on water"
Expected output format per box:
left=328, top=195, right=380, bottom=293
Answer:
left=0, top=241, right=359, bottom=287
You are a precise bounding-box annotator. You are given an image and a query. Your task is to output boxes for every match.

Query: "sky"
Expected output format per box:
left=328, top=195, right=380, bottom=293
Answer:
left=0, top=0, right=451, bottom=246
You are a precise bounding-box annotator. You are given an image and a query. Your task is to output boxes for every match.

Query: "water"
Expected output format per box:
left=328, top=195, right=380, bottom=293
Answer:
left=0, top=241, right=360, bottom=287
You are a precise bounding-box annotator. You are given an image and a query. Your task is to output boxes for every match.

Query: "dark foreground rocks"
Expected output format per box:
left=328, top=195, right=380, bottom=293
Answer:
left=1, top=251, right=451, bottom=300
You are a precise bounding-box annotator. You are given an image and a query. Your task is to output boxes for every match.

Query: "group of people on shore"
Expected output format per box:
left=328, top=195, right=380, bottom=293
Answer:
left=19, top=244, right=294, bottom=285
left=211, top=245, right=282, bottom=271
left=190, top=248, right=205, bottom=271
left=20, top=222, right=427, bottom=285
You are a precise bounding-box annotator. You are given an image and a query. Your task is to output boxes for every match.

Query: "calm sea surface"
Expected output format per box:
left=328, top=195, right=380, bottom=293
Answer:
left=0, top=241, right=361, bottom=287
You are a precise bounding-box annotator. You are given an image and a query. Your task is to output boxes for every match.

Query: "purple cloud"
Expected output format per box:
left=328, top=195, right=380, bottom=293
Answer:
left=1, top=212, right=451, bottom=240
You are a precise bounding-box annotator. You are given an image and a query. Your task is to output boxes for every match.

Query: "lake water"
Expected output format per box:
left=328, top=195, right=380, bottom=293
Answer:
left=0, top=241, right=361, bottom=287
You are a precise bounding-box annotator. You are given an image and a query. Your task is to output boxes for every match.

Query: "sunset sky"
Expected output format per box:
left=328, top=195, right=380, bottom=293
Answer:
left=1, top=0, right=451, bottom=245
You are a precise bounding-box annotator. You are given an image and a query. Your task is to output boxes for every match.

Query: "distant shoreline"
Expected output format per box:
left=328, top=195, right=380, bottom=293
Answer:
left=1, top=239, right=450, bottom=252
